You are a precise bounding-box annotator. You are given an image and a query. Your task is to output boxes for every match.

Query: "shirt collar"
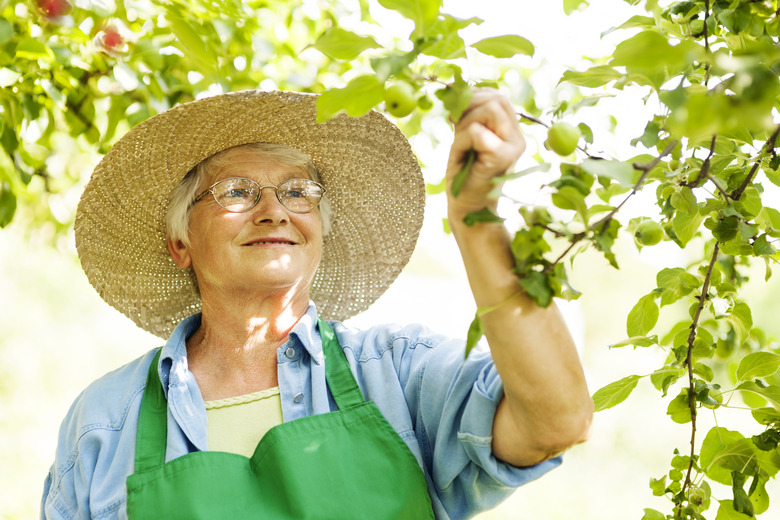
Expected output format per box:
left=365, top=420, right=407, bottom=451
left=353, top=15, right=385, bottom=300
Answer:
left=288, top=302, right=324, bottom=365
left=159, top=313, right=202, bottom=395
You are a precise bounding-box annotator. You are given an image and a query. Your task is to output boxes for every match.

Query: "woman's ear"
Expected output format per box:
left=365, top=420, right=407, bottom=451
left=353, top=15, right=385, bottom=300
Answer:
left=167, top=237, right=192, bottom=269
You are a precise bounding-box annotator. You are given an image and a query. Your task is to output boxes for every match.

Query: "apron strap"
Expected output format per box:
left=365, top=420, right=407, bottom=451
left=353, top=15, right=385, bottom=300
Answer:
left=318, top=318, right=365, bottom=410
left=135, top=349, right=167, bottom=473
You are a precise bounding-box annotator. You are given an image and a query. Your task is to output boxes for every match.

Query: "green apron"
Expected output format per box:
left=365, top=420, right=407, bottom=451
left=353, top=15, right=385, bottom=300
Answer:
left=126, top=318, right=435, bottom=519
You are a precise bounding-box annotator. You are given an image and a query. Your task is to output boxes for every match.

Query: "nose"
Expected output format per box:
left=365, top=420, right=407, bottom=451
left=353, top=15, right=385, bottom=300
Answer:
left=251, top=186, right=288, bottom=225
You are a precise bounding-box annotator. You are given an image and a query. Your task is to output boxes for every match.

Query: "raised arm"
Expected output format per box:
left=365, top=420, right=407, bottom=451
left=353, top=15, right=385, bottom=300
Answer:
left=446, top=89, right=593, bottom=467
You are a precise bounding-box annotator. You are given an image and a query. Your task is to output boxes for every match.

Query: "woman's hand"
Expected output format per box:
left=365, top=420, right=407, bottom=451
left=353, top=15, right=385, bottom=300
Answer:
left=446, top=89, right=525, bottom=218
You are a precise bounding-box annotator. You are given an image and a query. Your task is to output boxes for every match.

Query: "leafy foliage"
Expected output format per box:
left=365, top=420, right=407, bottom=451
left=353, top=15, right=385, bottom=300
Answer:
left=4, top=0, right=780, bottom=518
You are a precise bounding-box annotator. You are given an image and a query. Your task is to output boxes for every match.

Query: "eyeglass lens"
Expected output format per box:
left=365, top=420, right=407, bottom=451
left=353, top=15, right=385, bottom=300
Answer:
left=213, top=178, right=323, bottom=213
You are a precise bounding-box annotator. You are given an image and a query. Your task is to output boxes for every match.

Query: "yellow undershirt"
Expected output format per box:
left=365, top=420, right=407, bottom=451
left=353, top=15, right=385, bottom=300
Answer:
left=205, top=387, right=284, bottom=458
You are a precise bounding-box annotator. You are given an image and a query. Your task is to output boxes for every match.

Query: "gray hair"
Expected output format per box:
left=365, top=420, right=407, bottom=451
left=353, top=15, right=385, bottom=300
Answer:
left=165, top=142, right=333, bottom=247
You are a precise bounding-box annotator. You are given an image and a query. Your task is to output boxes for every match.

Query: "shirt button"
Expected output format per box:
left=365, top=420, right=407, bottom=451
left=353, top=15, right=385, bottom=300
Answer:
left=293, top=393, right=304, bottom=403
left=285, top=347, right=296, bottom=359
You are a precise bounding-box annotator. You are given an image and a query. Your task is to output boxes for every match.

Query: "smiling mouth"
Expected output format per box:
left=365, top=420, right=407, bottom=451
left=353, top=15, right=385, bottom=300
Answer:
left=244, top=239, right=296, bottom=246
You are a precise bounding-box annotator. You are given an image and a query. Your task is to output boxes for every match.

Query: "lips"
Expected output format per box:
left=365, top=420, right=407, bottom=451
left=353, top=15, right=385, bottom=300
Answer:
left=243, top=237, right=297, bottom=246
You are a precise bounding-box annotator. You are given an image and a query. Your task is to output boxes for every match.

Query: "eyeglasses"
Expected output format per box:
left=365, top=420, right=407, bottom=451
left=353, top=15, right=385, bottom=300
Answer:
left=192, top=177, right=325, bottom=214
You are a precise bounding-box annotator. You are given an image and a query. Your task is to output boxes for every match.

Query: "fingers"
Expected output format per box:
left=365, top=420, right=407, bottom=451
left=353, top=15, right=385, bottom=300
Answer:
left=456, top=89, right=522, bottom=144
left=450, top=89, right=525, bottom=176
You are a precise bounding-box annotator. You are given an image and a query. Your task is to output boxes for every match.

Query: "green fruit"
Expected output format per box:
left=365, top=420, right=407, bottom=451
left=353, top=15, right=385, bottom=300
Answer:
left=545, top=123, right=581, bottom=156
left=416, top=94, right=434, bottom=111
left=634, top=220, right=664, bottom=246
left=384, top=82, right=416, bottom=118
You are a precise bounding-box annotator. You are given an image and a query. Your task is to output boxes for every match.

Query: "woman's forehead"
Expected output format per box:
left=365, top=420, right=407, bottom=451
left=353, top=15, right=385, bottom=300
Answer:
left=206, top=148, right=309, bottom=183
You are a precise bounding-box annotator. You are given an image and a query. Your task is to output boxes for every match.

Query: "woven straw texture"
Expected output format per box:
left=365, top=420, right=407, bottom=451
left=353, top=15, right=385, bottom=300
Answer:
left=75, top=90, right=425, bottom=339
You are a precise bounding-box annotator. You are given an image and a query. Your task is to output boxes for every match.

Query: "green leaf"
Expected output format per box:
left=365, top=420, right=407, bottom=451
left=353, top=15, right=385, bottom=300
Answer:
left=518, top=271, right=553, bottom=308
left=551, top=185, right=588, bottom=224
left=627, top=293, right=659, bottom=337
left=641, top=508, right=666, bottom=520
left=671, top=209, right=704, bottom=246
left=667, top=390, right=692, bottom=423
left=737, top=382, right=780, bottom=411
left=313, top=27, right=380, bottom=60
left=731, top=471, right=755, bottom=518
left=702, top=428, right=746, bottom=485
left=656, top=267, right=699, bottom=304
left=592, top=375, right=640, bottom=412
left=0, top=185, right=17, bottom=228
left=611, top=30, right=691, bottom=74
left=609, top=336, right=658, bottom=348
left=421, top=15, right=473, bottom=59
left=715, top=500, right=753, bottom=520
left=471, top=35, right=534, bottom=58
left=728, top=302, right=752, bottom=347
left=378, top=0, right=441, bottom=37
left=166, top=11, right=217, bottom=73
left=316, top=75, right=385, bottom=122
left=451, top=149, right=475, bottom=197
left=563, top=0, right=589, bottom=15
left=580, top=159, right=635, bottom=187
left=560, top=66, right=622, bottom=88
left=435, top=75, right=472, bottom=122
left=426, top=177, right=446, bottom=195
left=0, top=68, right=21, bottom=88
left=757, top=207, right=780, bottom=231
left=464, top=312, right=483, bottom=358
left=753, top=234, right=776, bottom=256
left=736, top=352, right=780, bottom=382
left=764, top=166, right=780, bottom=187
left=463, top=207, right=504, bottom=226
left=713, top=216, right=740, bottom=242
left=15, top=38, right=53, bottom=61
left=0, top=19, right=12, bottom=45
left=735, top=187, right=762, bottom=219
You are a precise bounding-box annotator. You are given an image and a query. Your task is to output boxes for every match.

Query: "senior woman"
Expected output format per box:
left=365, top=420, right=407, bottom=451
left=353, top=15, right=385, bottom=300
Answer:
left=42, top=89, right=592, bottom=519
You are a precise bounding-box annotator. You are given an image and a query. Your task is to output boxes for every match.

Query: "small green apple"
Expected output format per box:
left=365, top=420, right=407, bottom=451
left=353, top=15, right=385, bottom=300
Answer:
left=634, top=220, right=664, bottom=246
left=545, top=123, right=581, bottom=156
left=384, top=82, right=416, bottom=118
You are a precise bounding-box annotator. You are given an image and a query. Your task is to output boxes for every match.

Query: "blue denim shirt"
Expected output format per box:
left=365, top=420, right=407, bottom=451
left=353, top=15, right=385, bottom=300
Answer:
left=41, top=303, right=560, bottom=519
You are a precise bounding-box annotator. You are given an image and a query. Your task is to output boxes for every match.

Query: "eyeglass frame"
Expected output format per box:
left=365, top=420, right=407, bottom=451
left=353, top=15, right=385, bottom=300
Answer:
left=191, top=177, right=326, bottom=214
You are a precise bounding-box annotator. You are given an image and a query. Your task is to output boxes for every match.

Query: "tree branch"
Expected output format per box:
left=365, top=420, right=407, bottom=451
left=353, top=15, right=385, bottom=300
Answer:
left=678, top=242, right=720, bottom=516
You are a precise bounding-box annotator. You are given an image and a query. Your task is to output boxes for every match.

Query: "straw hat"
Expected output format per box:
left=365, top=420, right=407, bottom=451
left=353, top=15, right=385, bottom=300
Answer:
left=75, top=90, right=425, bottom=338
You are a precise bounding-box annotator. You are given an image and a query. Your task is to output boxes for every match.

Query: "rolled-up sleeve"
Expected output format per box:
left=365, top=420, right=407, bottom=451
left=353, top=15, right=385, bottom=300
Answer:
left=410, top=334, right=562, bottom=517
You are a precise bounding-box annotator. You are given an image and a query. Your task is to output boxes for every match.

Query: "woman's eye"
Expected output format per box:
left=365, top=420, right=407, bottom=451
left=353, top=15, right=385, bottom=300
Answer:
left=225, top=189, right=249, bottom=198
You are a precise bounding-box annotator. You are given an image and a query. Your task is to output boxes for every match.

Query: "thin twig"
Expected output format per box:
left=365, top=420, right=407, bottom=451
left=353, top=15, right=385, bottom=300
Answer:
left=684, top=135, right=717, bottom=189
left=706, top=173, right=730, bottom=200
left=590, top=140, right=679, bottom=233
left=677, top=242, right=720, bottom=516
left=703, top=0, right=712, bottom=86
left=731, top=124, right=780, bottom=200
left=543, top=233, right=586, bottom=273
left=517, top=112, right=547, bottom=127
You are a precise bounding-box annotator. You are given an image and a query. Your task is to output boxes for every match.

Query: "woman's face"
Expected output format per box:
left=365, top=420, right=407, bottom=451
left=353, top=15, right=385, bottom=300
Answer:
left=168, top=146, right=323, bottom=301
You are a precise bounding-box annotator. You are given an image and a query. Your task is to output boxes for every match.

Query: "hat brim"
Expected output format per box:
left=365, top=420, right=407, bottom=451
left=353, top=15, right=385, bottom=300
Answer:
left=75, top=90, right=425, bottom=338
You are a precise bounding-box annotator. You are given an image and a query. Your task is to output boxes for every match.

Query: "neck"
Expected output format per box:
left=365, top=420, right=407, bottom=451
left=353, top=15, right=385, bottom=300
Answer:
left=185, top=288, right=310, bottom=399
